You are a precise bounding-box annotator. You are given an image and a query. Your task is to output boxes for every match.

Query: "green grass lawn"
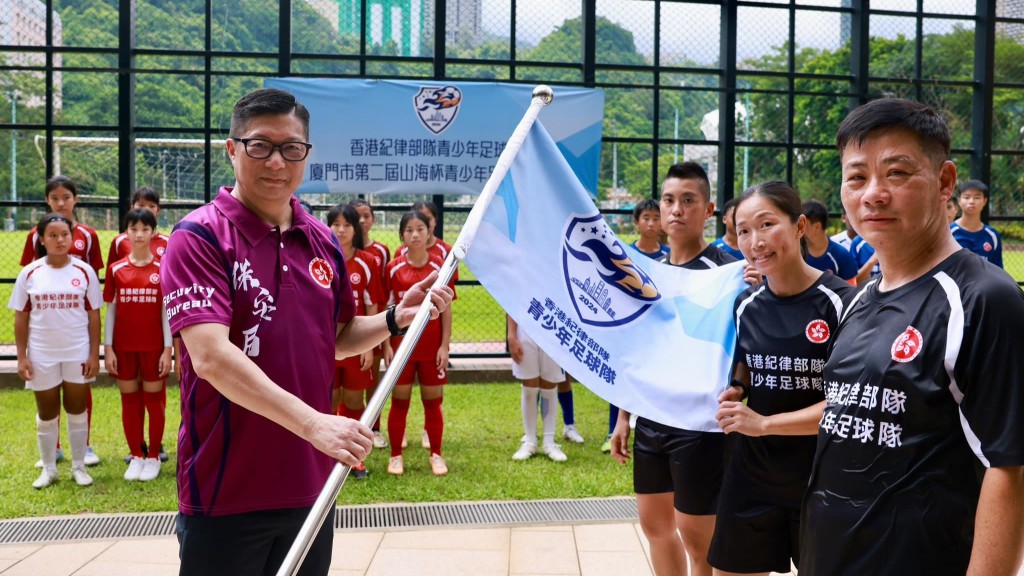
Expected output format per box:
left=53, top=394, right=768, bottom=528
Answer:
left=0, top=382, right=631, bottom=519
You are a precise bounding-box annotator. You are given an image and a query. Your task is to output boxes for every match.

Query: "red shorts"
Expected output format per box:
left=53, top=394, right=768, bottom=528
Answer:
left=396, top=359, right=447, bottom=386
left=114, top=349, right=164, bottom=382
left=334, top=358, right=374, bottom=391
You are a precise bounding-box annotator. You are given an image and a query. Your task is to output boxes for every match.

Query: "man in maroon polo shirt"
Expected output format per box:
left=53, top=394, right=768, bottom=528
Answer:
left=162, top=88, right=453, bottom=576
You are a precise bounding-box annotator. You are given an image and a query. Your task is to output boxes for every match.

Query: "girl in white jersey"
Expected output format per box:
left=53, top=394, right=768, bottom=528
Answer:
left=10, top=213, right=102, bottom=489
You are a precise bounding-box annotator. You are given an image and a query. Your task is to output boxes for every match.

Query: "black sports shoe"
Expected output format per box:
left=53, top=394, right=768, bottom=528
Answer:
left=125, top=441, right=148, bottom=464
left=158, top=443, right=169, bottom=463
left=351, top=463, right=370, bottom=479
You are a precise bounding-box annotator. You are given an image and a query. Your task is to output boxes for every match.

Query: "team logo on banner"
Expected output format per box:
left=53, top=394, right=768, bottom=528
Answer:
left=891, top=326, right=923, bottom=363
left=562, top=213, right=660, bottom=328
left=414, top=86, right=462, bottom=134
left=805, top=319, right=830, bottom=344
left=309, top=258, right=333, bottom=288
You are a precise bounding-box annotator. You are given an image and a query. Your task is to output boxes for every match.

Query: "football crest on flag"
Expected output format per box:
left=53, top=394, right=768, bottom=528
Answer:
left=562, top=213, right=660, bottom=327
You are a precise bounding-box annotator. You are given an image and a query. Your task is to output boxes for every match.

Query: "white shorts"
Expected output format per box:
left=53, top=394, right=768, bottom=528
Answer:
left=511, top=326, right=564, bottom=382
left=27, top=361, right=94, bottom=391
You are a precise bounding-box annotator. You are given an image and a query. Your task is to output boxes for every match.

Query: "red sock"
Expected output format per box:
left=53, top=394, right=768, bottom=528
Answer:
left=348, top=407, right=365, bottom=422
left=121, top=391, right=145, bottom=458
left=86, top=386, right=93, bottom=445
left=388, top=398, right=410, bottom=457
left=160, top=384, right=167, bottom=410
left=423, top=396, right=444, bottom=456
left=144, top=391, right=165, bottom=458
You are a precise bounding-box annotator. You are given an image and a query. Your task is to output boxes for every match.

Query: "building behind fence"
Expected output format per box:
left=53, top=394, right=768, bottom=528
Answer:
left=1, top=0, right=1023, bottom=357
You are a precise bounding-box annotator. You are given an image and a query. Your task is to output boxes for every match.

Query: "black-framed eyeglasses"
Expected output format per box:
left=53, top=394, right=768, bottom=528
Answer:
left=232, top=137, right=312, bottom=162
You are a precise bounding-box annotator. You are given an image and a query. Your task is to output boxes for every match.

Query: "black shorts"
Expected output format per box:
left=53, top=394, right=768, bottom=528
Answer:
left=632, top=417, right=724, bottom=515
left=708, top=494, right=800, bottom=574
left=176, top=506, right=335, bottom=576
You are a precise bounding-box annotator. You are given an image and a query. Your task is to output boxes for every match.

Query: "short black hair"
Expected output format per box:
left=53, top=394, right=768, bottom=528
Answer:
left=836, top=98, right=950, bottom=168
left=957, top=179, right=989, bottom=199
left=412, top=200, right=439, bottom=219
left=802, top=199, right=829, bottom=227
left=632, top=198, right=660, bottom=221
left=664, top=162, right=711, bottom=201
left=130, top=186, right=160, bottom=207
left=721, top=197, right=740, bottom=216
left=230, top=88, right=310, bottom=139
left=124, top=207, right=158, bottom=230
left=34, top=213, right=73, bottom=259
left=45, top=175, right=77, bottom=197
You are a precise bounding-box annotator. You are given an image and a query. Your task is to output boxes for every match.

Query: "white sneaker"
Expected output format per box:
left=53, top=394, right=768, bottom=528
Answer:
left=512, top=441, right=537, bottom=461
left=71, top=465, right=93, bottom=486
left=139, top=458, right=161, bottom=482
left=421, top=429, right=430, bottom=450
left=84, top=446, right=100, bottom=466
left=543, top=443, right=568, bottom=462
left=563, top=425, right=585, bottom=444
left=373, top=431, right=389, bottom=448
left=124, top=457, right=145, bottom=481
left=32, top=467, right=57, bottom=489
left=35, top=448, right=64, bottom=469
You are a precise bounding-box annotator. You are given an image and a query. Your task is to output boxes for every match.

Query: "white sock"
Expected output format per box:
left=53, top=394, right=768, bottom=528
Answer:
left=520, top=386, right=540, bottom=444
left=36, top=414, right=59, bottom=471
left=66, top=411, right=89, bottom=468
left=540, top=388, right=558, bottom=447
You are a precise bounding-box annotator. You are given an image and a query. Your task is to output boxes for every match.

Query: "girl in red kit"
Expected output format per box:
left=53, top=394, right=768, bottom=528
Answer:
left=107, top=187, right=171, bottom=263
left=327, top=203, right=385, bottom=479
left=383, top=211, right=455, bottom=476
left=108, top=186, right=172, bottom=464
left=351, top=198, right=390, bottom=450
left=103, top=209, right=172, bottom=482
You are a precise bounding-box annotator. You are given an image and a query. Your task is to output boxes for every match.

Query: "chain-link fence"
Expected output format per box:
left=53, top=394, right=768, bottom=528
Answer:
left=1, top=0, right=1023, bottom=359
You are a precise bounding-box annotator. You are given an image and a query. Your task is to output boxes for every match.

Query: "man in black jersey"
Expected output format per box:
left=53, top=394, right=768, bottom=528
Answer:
left=799, top=98, right=1024, bottom=575
left=611, top=162, right=736, bottom=576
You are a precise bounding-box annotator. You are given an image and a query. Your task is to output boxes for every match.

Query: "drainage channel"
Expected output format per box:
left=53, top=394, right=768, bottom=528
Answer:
left=0, top=497, right=638, bottom=545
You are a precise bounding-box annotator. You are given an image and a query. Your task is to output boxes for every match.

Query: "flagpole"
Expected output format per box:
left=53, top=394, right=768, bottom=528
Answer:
left=276, top=85, right=554, bottom=576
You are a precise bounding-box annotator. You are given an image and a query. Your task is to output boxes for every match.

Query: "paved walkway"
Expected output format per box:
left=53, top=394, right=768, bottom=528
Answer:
left=0, top=521, right=801, bottom=576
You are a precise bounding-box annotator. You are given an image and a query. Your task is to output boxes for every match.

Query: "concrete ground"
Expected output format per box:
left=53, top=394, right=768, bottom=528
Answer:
left=0, top=520, right=800, bottom=576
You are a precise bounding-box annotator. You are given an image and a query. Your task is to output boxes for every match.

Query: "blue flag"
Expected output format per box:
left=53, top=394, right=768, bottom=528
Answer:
left=464, top=121, right=747, bottom=432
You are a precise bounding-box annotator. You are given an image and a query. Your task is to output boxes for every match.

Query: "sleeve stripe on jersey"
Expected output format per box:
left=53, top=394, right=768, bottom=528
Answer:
left=355, top=257, right=372, bottom=281
left=699, top=256, right=719, bottom=268
left=985, top=227, right=999, bottom=249
left=827, top=253, right=839, bottom=272
left=173, top=220, right=232, bottom=288
left=816, top=284, right=846, bottom=321
left=932, top=271, right=990, bottom=467
left=734, top=285, right=766, bottom=338
left=389, top=261, right=407, bottom=279
left=840, top=280, right=875, bottom=323
left=111, top=261, right=131, bottom=276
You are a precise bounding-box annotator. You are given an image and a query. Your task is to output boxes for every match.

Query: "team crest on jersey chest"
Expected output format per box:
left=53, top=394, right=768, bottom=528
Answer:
left=891, top=326, right=923, bottom=363
left=74, top=239, right=85, bottom=250
left=309, top=258, right=333, bottom=288
left=805, top=319, right=830, bottom=344
left=149, top=273, right=160, bottom=284
left=983, top=242, right=993, bottom=252
left=350, top=272, right=361, bottom=285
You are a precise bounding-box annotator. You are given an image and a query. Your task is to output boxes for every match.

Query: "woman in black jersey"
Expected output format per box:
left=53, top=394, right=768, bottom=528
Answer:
left=707, top=181, right=856, bottom=576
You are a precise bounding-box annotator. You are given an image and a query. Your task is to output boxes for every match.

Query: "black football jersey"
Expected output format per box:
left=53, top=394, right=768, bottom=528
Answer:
left=657, top=244, right=738, bottom=269
left=800, top=250, right=1024, bottom=575
left=726, top=272, right=856, bottom=507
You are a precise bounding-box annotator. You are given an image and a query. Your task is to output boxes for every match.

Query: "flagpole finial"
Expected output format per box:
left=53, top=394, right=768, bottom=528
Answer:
left=533, top=85, right=554, bottom=106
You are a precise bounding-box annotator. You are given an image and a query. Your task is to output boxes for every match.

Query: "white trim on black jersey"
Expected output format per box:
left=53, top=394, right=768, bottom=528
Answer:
left=699, top=256, right=718, bottom=268
left=734, top=285, right=766, bottom=338
left=840, top=279, right=875, bottom=323
left=933, top=270, right=989, bottom=467
left=816, top=283, right=846, bottom=322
